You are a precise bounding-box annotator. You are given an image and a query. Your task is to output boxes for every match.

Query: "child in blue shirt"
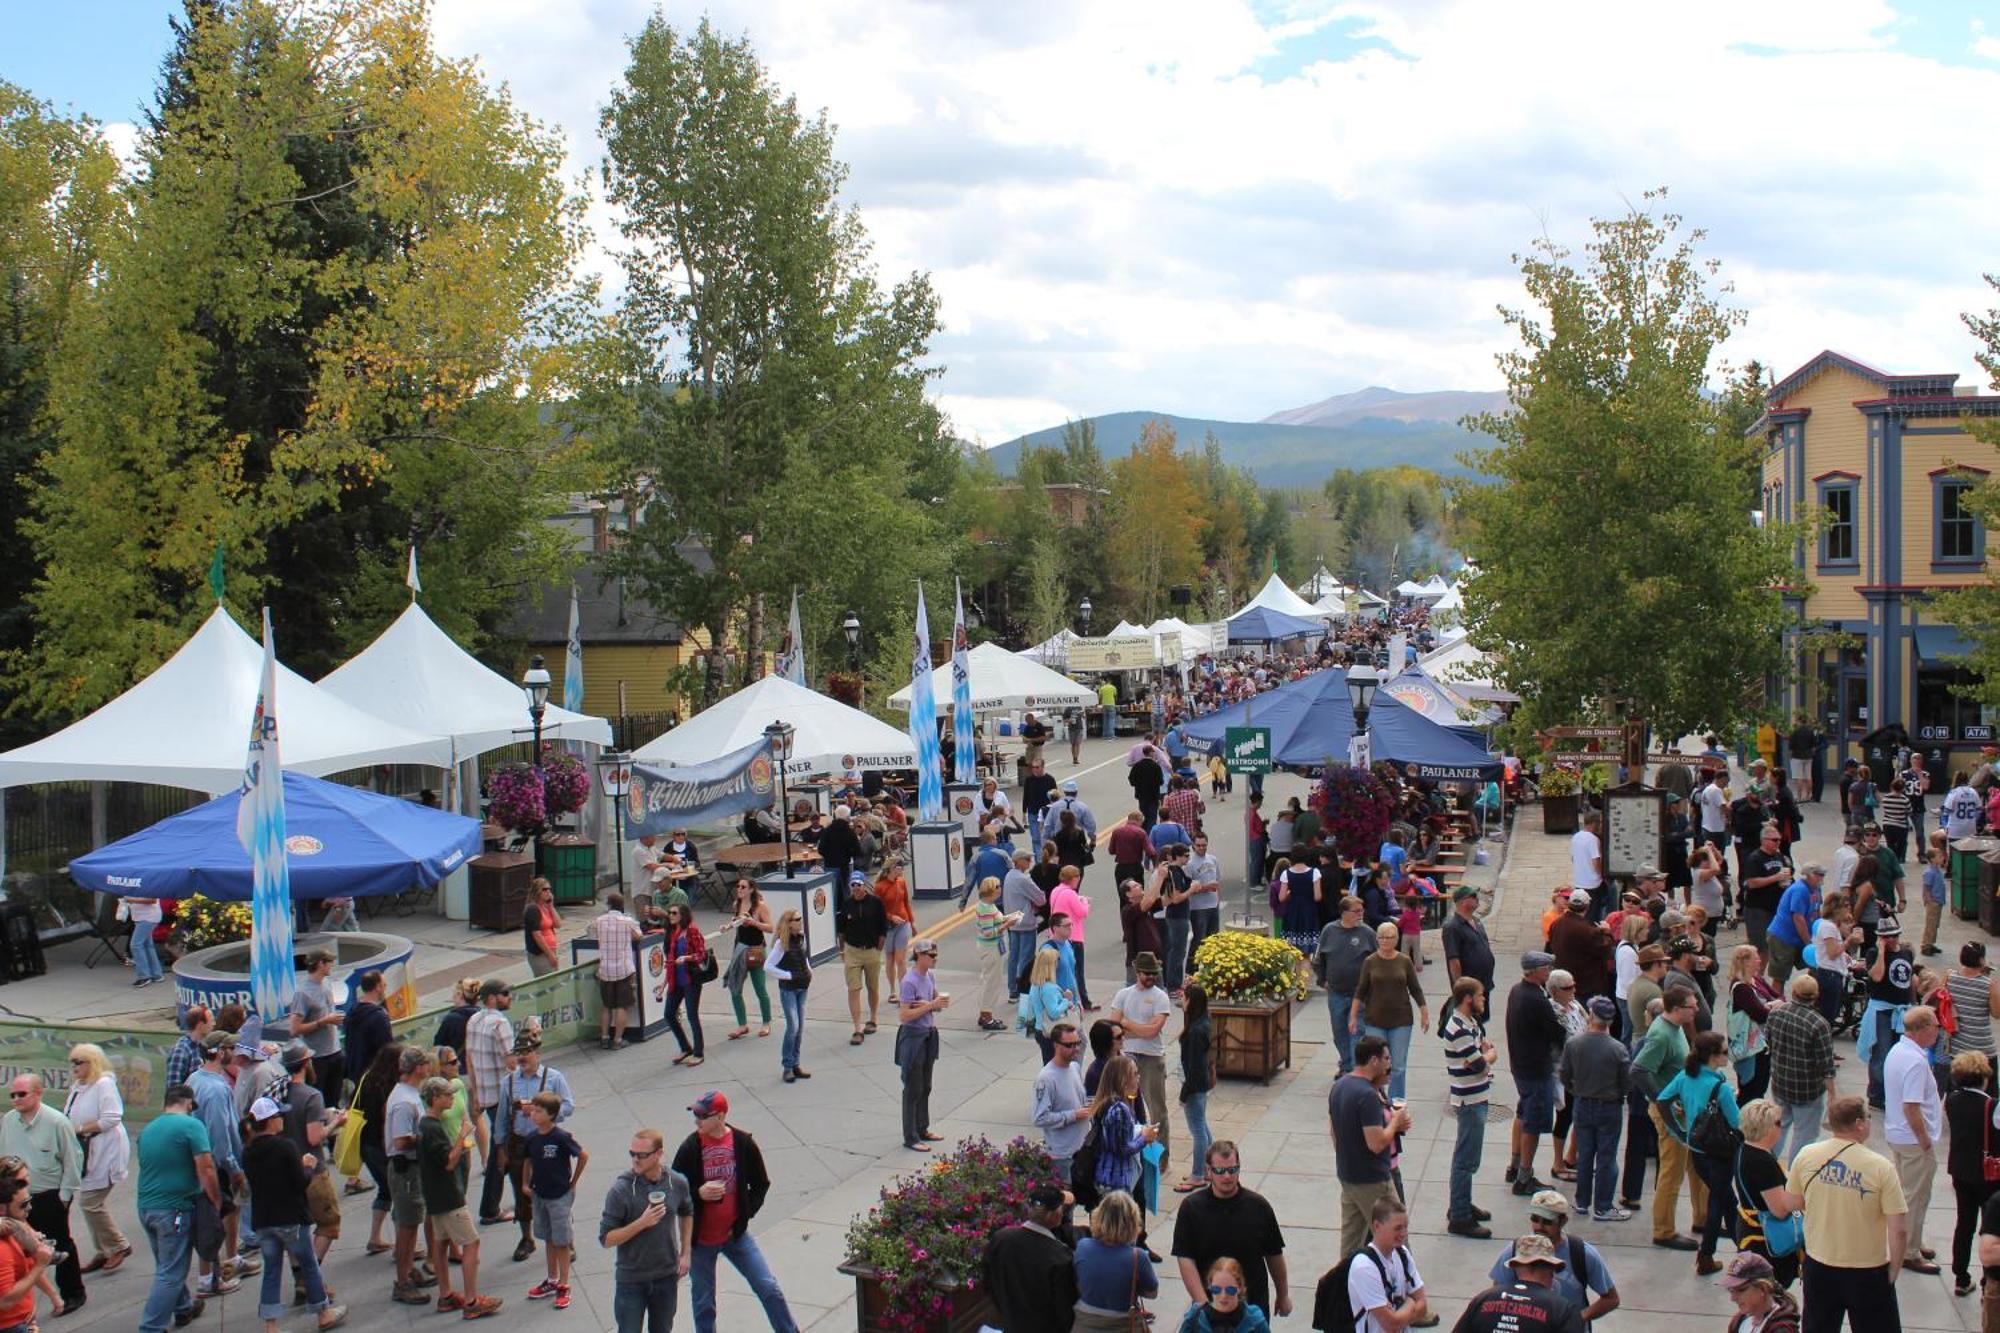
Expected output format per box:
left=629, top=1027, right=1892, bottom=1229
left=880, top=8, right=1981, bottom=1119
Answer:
left=1921, top=832, right=1949, bottom=957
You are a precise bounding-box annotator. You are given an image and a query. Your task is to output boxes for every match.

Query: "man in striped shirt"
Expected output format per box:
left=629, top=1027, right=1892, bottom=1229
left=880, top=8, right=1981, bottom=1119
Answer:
left=1442, top=975, right=1496, bottom=1238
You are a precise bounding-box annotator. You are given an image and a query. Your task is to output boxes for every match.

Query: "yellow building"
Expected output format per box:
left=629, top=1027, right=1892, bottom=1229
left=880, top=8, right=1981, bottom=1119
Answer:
left=512, top=562, right=695, bottom=737
left=1757, top=351, right=2000, bottom=767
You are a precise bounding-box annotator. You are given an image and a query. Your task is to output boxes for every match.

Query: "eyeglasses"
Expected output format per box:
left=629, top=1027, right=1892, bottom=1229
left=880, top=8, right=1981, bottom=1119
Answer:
left=1057, top=1039, right=1082, bottom=1049
left=1209, top=1165, right=1241, bottom=1176
left=67, top=1058, right=86, bottom=1065
left=1207, top=1285, right=1241, bottom=1297
left=628, top=1148, right=659, bottom=1160
left=6, top=1093, right=26, bottom=1100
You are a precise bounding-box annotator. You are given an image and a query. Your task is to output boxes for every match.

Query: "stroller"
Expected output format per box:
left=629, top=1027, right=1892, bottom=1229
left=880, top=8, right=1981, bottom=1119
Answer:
left=1802, top=943, right=1868, bottom=1038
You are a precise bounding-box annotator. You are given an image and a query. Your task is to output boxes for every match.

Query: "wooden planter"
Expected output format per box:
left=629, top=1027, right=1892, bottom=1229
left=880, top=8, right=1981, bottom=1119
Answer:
left=1541, top=793, right=1580, bottom=835
left=837, top=1264, right=997, bottom=1333
left=1211, top=998, right=1294, bottom=1081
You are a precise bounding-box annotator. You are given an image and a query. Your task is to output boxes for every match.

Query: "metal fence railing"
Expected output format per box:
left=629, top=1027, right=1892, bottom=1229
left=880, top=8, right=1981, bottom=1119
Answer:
left=3, top=783, right=202, bottom=938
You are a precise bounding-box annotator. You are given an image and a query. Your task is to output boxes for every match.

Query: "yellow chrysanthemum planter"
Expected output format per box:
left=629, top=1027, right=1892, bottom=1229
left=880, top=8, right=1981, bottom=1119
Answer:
left=1192, top=929, right=1307, bottom=1082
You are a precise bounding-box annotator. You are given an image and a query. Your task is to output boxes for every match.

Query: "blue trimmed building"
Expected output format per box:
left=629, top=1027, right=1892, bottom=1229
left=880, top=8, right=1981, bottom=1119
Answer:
left=1757, top=351, right=2000, bottom=767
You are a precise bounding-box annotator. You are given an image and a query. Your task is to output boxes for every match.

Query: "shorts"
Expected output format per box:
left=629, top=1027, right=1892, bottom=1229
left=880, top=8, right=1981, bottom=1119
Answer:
left=532, top=1191, right=574, bottom=1247
left=305, top=1172, right=342, bottom=1237
left=844, top=946, right=883, bottom=990
left=884, top=921, right=913, bottom=958
left=431, top=1206, right=478, bottom=1248
left=599, top=973, right=638, bottom=1009
left=389, top=1158, right=426, bottom=1228
left=1514, top=1072, right=1560, bottom=1135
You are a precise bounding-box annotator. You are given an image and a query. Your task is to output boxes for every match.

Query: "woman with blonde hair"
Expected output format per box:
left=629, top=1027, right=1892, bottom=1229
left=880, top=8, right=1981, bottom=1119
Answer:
left=973, top=877, right=1018, bottom=1032
left=768, top=909, right=813, bottom=1083
left=63, top=1044, right=130, bottom=1273
left=1177, top=1256, right=1271, bottom=1332
left=1732, top=1098, right=1803, bottom=1289
left=1072, top=1190, right=1156, bottom=1330
left=1727, top=944, right=1778, bottom=1100
left=1020, top=947, right=1074, bottom=1064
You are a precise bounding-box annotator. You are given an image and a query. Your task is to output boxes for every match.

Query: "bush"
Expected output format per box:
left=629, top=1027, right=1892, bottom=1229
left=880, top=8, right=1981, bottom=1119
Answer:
left=175, top=895, right=252, bottom=951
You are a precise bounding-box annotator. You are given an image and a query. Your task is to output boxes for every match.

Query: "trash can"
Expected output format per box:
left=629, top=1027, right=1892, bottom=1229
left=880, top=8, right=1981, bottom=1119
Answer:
left=468, top=851, right=534, bottom=931
left=1951, top=837, right=1998, bottom=920
left=540, top=834, right=597, bottom=905
left=1981, top=848, right=2000, bottom=938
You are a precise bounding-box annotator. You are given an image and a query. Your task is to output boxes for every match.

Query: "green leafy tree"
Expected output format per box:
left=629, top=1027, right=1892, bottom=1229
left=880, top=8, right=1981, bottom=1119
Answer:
left=1453, top=192, right=1800, bottom=738
left=17, top=0, right=590, bottom=718
left=591, top=17, right=953, bottom=704
left=1928, top=278, right=2000, bottom=702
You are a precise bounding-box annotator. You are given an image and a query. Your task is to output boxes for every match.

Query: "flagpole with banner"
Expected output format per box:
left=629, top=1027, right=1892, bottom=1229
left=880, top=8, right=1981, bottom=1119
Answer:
left=564, top=585, right=585, bottom=716
left=775, top=590, right=807, bottom=687
left=909, top=584, right=944, bottom=823
left=239, top=608, right=295, bottom=1021
left=406, top=545, right=421, bottom=600
left=951, top=580, right=975, bottom=782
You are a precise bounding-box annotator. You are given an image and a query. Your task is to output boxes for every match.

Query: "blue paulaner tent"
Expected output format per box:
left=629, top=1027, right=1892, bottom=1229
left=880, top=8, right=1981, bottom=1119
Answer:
left=1224, top=605, right=1326, bottom=644
left=1364, top=693, right=1503, bottom=781
left=1173, top=669, right=1357, bottom=768
left=71, top=771, right=483, bottom=901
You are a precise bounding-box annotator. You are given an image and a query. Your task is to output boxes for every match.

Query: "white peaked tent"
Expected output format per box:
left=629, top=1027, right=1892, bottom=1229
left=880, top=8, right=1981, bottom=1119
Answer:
left=1297, top=564, right=1345, bottom=600
left=890, top=641, right=1094, bottom=715
left=1236, top=571, right=1327, bottom=621
left=1146, top=617, right=1225, bottom=660
left=320, top=602, right=612, bottom=761
left=1311, top=591, right=1350, bottom=617
left=1429, top=584, right=1465, bottom=620
left=1422, top=574, right=1452, bottom=596
left=0, top=606, right=454, bottom=795
left=1394, top=579, right=1429, bottom=599
left=1018, top=627, right=1080, bottom=666
left=633, top=674, right=913, bottom=778
left=1109, top=620, right=1149, bottom=638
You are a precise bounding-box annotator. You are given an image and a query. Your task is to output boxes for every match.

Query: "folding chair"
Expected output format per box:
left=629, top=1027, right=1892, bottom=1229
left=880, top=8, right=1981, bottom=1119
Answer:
left=82, top=893, right=129, bottom=970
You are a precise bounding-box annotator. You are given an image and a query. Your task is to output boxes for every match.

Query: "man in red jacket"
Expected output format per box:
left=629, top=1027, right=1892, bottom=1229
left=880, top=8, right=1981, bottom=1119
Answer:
left=671, top=1093, right=796, bottom=1333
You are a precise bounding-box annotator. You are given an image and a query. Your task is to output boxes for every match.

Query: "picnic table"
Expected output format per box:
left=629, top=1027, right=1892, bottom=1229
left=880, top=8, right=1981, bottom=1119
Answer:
left=711, top=842, right=822, bottom=868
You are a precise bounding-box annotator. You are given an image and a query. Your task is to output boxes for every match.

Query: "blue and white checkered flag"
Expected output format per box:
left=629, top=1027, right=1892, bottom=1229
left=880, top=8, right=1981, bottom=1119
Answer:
left=237, top=608, right=295, bottom=1021
left=951, top=580, right=975, bottom=781
left=909, top=584, right=945, bottom=822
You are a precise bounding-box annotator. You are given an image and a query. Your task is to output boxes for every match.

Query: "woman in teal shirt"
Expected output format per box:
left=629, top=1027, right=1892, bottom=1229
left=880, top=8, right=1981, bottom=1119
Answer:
left=1658, top=1029, right=1739, bottom=1274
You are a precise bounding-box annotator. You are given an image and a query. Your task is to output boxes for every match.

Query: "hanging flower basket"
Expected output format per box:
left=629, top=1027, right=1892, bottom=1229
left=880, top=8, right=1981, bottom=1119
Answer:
left=488, top=748, right=592, bottom=838
left=1311, top=763, right=1396, bottom=862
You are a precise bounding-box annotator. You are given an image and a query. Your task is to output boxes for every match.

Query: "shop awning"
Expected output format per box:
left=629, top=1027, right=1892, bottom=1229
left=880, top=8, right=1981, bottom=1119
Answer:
left=1914, top=624, right=1973, bottom=664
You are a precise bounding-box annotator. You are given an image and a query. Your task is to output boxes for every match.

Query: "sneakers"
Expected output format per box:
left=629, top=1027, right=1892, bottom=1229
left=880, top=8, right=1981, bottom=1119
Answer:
left=196, top=1277, right=240, bottom=1297
left=1510, top=1175, right=1550, bottom=1197
left=527, top=1282, right=559, bottom=1301
left=1470, top=1205, right=1492, bottom=1222
left=173, top=1299, right=206, bottom=1327
left=793, top=1068, right=811, bottom=1079
left=230, top=1255, right=262, bottom=1277
left=1592, top=1207, right=1632, bottom=1222
left=392, top=1285, right=431, bottom=1306
left=1503, top=1164, right=1519, bottom=1184
left=977, top=1018, right=1008, bottom=1032
left=462, top=1296, right=503, bottom=1320
left=782, top=1069, right=796, bottom=1083
left=553, top=1286, right=571, bottom=1311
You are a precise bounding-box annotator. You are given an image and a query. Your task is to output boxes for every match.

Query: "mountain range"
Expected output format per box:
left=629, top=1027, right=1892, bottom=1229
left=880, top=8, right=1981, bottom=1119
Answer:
left=985, top=385, right=1509, bottom=488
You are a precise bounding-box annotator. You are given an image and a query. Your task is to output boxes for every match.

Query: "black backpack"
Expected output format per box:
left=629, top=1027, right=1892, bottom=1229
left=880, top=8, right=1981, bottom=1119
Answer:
left=1312, top=1243, right=1419, bottom=1332
left=1069, top=1105, right=1108, bottom=1210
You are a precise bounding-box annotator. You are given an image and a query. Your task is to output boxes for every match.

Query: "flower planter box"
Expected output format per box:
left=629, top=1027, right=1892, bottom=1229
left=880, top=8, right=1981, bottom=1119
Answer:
left=837, top=1264, right=996, bottom=1333
left=1211, top=998, right=1293, bottom=1082
left=1541, top=793, right=1580, bottom=836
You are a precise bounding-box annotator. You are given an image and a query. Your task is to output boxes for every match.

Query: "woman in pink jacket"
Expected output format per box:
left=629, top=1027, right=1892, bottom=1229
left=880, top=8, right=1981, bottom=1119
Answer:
left=1049, top=865, right=1096, bottom=1010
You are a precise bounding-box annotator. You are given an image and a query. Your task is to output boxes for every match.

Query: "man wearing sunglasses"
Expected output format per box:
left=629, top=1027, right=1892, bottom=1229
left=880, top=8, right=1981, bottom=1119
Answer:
left=1171, top=1141, right=1290, bottom=1318
left=598, top=1128, right=691, bottom=1333
left=0, top=1074, right=84, bottom=1315
left=1030, top=1022, right=1089, bottom=1183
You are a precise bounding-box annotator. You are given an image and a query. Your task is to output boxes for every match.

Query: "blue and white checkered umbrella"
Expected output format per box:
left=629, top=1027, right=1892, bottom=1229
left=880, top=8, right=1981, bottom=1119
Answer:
left=951, top=580, right=976, bottom=782
left=236, top=608, right=295, bottom=1020
left=909, top=584, right=945, bottom=821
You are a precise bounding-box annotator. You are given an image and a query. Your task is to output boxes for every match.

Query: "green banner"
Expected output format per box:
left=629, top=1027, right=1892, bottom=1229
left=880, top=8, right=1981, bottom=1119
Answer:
left=1223, top=725, right=1273, bottom=774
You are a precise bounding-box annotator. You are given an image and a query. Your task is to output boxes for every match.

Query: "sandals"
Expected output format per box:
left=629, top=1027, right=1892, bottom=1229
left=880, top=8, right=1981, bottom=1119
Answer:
left=364, top=1242, right=393, bottom=1256
left=727, top=1028, right=750, bottom=1041
left=672, top=1053, right=692, bottom=1065
left=864, top=1021, right=879, bottom=1034
left=850, top=1032, right=865, bottom=1046
left=906, top=1142, right=932, bottom=1153
left=757, top=1026, right=771, bottom=1037
left=1173, top=1179, right=1204, bottom=1193
left=344, top=1179, right=372, bottom=1196
left=683, top=1056, right=704, bottom=1067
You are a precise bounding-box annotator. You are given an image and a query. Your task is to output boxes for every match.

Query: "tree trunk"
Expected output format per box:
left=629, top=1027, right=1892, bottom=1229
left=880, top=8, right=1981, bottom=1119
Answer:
left=703, top=615, right=728, bottom=707
left=747, top=593, right=766, bottom=681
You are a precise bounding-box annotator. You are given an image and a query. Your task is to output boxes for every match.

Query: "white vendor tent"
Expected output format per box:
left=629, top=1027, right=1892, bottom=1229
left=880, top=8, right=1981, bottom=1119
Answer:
left=1420, top=635, right=1518, bottom=703
left=1297, top=564, right=1346, bottom=600
left=1146, top=617, right=1225, bottom=660
left=1018, top=627, right=1080, bottom=667
left=1422, top=574, right=1452, bottom=597
left=890, top=641, right=1094, bottom=716
left=320, top=602, right=613, bottom=761
left=1311, top=591, right=1351, bottom=617
left=633, top=674, right=914, bottom=778
left=1235, top=571, right=1327, bottom=621
left=1394, top=579, right=1429, bottom=599
left=0, top=606, right=454, bottom=795
left=1110, top=620, right=1149, bottom=638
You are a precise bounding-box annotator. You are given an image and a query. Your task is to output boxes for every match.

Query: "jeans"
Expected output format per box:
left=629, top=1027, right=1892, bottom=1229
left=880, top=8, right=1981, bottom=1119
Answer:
left=1070, top=940, right=1093, bottom=1008
left=779, top=987, right=806, bottom=1072
left=1744, top=905, right=1773, bottom=953
left=130, top=925, right=165, bottom=981
left=1778, top=1095, right=1824, bottom=1166
left=256, top=1223, right=327, bottom=1320
left=691, top=1233, right=798, bottom=1333
left=1189, top=907, right=1220, bottom=963
left=1621, top=1084, right=1656, bottom=1205
left=897, top=1027, right=938, bottom=1146
left=1572, top=1098, right=1624, bottom=1216
left=613, top=1276, right=679, bottom=1333
left=1865, top=1005, right=1897, bottom=1105
left=1163, top=918, right=1191, bottom=993
left=1006, top=931, right=1037, bottom=1000
left=138, top=1208, right=197, bottom=1333
left=1327, top=991, right=1357, bottom=1074
left=360, top=1139, right=391, bottom=1213
left=1450, top=1101, right=1485, bottom=1221
left=667, top=981, right=705, bottom=1058
left=1246, top=838, right=1267, bottom=889
left=1184, top=1091, right=1212, bottom=1183
left=1363, top=1023, right=1413, bottom=1102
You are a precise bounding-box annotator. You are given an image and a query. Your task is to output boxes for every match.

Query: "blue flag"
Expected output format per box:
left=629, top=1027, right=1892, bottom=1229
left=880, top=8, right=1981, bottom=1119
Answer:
left=237, top=608, right=295, bottom=1020
left=951, top=580, right=975, bottom=781
left=909, top=584, right=945, bottom=821
left=563, top=584, right=584, bottom=715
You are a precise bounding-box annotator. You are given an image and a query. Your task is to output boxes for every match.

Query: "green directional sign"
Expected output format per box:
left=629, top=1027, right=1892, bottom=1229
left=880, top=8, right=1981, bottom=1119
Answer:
left=1223, top=726, right=1273, bottom=774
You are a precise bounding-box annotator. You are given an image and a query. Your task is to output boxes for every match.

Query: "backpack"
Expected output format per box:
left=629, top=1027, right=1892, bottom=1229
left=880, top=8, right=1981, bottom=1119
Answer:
left=1313, top=1243, right=1421, bottom=1332
left=1069, top=1104, right=1109, bottom=1210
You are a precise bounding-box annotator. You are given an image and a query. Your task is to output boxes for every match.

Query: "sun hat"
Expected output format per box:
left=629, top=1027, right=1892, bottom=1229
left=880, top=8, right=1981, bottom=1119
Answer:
left=1505, top=1233, right=1567, bottom=1268
left=1527, top=1189, right=1571, bottom=1222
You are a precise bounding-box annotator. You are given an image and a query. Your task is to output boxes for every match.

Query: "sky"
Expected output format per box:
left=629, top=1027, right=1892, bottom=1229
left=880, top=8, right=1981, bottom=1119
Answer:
left=9, top=0, right=2000, bottom=446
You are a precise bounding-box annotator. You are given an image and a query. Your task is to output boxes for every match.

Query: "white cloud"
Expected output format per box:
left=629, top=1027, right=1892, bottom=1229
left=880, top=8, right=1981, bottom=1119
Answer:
left=430, top=0, right=2000, bottom=439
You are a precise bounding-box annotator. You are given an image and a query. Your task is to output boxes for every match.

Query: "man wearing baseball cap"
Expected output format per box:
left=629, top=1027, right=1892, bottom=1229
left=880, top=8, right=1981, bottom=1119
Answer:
left=1560, top=997, right=1633, bottom=1223
left=1488, top=1191, right=1621, bottom=1328
left=1505, top=951, right=1566, bottom=1197
left=896, top=939, right=949, bottom=1153
left=839, top=871, right=888, bottom=1045
left=1860, top=914, right=1916, bottom=1108
left=670, top=1094, right=795, bottom=1333
left=1455, top=1233, right=1585, bottom=1333
left=1549, top=889, right=1614, bottom=1001
left=980, top=1184, right=1079, bottom=1331
left=1767, top=862, right=1825, bottom=987
left=1442, top=884, right=1495, bottom=999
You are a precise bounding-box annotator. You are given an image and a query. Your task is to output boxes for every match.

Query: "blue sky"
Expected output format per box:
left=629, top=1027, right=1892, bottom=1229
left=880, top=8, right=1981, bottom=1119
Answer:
left=8, top=0, right=2000, bottom=445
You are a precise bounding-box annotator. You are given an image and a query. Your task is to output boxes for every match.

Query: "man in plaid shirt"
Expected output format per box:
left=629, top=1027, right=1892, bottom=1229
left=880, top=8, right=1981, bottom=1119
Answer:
left=593, top=894, right=643, bottom=1051
left=164, top=1005, right=210, bottom=1098
left=465, top=980, right=516, bottom=1224
left=1765, top=972, right=1837, bottom=1165
left=1159, top=775, right=1205, bottom=838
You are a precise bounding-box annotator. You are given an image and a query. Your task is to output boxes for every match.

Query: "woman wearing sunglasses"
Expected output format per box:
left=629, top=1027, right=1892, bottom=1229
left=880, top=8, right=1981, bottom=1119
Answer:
left=1176, top=1256, right=1270, bottom=1331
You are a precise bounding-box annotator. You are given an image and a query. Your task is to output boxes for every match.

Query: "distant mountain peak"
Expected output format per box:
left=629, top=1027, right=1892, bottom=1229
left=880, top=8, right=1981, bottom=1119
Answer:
left=1263, top=386, right=1506, bottom=430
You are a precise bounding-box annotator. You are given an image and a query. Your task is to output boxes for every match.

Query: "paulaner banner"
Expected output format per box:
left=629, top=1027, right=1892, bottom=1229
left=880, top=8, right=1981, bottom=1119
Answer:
left=626, top=737, right=779, bottom=835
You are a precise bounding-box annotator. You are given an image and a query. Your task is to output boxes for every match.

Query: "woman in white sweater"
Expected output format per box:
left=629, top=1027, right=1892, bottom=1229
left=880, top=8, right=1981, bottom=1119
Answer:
left=63, top=1043, right=130, bottom=1272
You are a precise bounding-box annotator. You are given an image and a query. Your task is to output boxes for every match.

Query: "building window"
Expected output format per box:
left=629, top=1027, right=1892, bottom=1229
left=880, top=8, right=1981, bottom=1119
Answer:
left=1818, top=481, right=1857, bottom=568
left=1915, top=665, right=1996, bottom=742
left=1933, top=474, right=1985, bottom=567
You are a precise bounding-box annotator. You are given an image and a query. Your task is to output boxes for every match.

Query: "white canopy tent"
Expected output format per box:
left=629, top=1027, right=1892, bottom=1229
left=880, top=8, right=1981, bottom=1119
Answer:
left=1109, top=620, right=1148, bottom=638
left=0, top=606, right=454, bottom=795
left=1419, top=634, right=1514, bottom=701
left=889, top=641, right=1095, bottom=716
left=1429, top=584, right=1465, bottom=625
left=1018, top=627, right=1080, bottom=667
left=320, top=602, right=613, bottom=761
left=1422, top=574, right=1452, bottom=596
left=1235, top=571, right=1328, bottom=621
left=1394, top=579, right=1429, bottom=599
left=633, top=674, right=914, bottom=778
left=1311, top=591, right=1351, bottom=617
left=1297, top=564, right=1345, bottom=600
left=1145, top=617, right=1225, bottom=660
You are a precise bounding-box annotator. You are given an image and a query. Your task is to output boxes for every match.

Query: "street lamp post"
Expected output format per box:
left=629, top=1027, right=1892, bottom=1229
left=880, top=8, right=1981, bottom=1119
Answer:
left=843, top=609, right=861, bottom=671
left=1346, top=666, right=1378, bottom=723
left=1078, top=598, right=1093, bottom=636
left=763, top=719, right=797, bottom=879
left=523, top=651, right=551, bottom=764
